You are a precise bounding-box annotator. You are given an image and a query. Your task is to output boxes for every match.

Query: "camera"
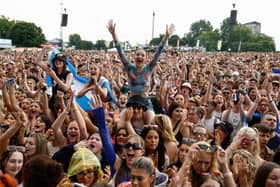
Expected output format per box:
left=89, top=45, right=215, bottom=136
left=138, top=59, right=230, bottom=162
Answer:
left=232, top=92, right=240, bottom=104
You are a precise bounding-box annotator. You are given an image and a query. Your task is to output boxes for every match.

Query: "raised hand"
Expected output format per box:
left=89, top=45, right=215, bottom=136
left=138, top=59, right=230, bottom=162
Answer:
left=107, top=19, right=116, bottom=36
left=216, top=146, right=228, bottom=168
left=101, top=165, right=111, bottom=183
left=65, top=90, right=74, bottom=113
left=125, top=107, right=134, bottom=122
left=166, top=23, right=176, bottom=38
left=90, top=94, right=103, bottom=109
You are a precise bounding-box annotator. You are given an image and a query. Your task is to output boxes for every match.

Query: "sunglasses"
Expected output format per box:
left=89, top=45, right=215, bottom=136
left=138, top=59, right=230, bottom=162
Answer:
left=198, top=144, right=217, bottom=152
left=123, top=142, right=142, bottom=150
left=0, top=124, right=9, bottom=132
left=7, top=145, right=26, bottom=153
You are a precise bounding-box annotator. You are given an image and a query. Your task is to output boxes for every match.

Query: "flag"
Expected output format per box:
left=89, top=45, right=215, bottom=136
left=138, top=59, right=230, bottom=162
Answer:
left=47, top=50, right=93, bottom=111
left=196, top=40, right=200, bottom=49
left=217, top=40, right=222, bottom=51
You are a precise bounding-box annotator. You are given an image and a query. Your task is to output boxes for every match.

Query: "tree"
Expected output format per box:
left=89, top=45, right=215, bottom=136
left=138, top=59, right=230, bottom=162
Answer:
left=219, top=19, right=275, bottom=52
left=69, top=34, right=81, bottom=48
left=197, top=30, right=219, bottom=51
left=168, top=35, right=180, bottom=47
left=149, top=34, right=163, bottom=46
left=190, top=19, right=213, bottom=39
left=220, top=18, right=231, bottom=50
left=94, top=40, right=106, bottom=50
left=79, top=40, right=94, bottom=50
left=181, top=33, right=196, bottom=47
left=0, top=16, right=15, bottom=38
left=9, top=21, right=46, bottom=47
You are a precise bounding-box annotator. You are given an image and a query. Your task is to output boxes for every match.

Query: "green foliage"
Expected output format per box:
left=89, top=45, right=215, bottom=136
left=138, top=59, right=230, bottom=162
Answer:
left=0, top=14, right=276, bottom=52
left=190, top=19, right=213, bottom=38
left=69, top=34, right=82, bottom=47
left=197, top=30, right=219, bottom=51
left=149, top=34, right=163, bottom=46
left=94, top=40, right=106, bottom=50
left=9, top=21, right=46, bottom=47
left=69, top=33, right=94, bottom=50
left=181, top=33, right=196, bottom=47
left=231, top=24, right=254, bottom=42
left=0, top=16, right=15, bottom=38
left=79, top=40, right=94, bottom=50
left=0, top=16, right=45, bottom=47
left=168, top=35, right=180, bottom=46
left=219, top=18, right=232, bottom=50
left=219, top=18, right=275, bottom=52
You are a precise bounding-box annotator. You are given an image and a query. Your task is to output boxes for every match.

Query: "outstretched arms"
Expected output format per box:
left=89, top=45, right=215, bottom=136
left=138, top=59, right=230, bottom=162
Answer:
left=107, top=20, right=130, bottom=66
left=150, top=24, right=176, bottom=68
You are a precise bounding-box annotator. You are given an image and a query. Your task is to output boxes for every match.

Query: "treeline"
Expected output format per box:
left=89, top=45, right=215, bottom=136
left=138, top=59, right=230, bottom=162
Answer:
left=0, top=15, right=275, bottom=52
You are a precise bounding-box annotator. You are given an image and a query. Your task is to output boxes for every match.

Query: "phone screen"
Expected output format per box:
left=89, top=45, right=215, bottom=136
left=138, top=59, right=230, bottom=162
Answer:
left=5, top=78, right=15, bottom=87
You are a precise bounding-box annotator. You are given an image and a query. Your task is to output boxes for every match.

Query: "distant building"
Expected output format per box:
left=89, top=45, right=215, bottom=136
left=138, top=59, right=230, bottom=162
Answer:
left=244, top=21, right=261, bottom=34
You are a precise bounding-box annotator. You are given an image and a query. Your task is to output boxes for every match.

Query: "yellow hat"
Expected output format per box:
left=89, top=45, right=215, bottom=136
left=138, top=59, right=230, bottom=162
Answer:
left=67, top=148, right=103, bottom=182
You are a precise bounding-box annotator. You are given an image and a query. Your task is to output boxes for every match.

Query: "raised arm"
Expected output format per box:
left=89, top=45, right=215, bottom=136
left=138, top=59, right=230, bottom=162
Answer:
left=149, top=24, right=175, bottom=69
left=7, top=82, right=22, bottom=112
left=246, top=86, right=261, bottom=121
left=71, top=96, right=88, bottom=140
left=91, top=95, right=116, bottom=174
left=200, top=66, right=214, bottom=104
left=0, top=112, right=24, bottom=155
left=107, top=20, right=130, bottom=67
left=51, top=95, right=74, bottom=148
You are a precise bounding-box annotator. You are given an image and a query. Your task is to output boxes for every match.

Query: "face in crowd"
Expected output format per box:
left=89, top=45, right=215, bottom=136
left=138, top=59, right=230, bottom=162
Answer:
left=123, top=135, right=144, bottom=166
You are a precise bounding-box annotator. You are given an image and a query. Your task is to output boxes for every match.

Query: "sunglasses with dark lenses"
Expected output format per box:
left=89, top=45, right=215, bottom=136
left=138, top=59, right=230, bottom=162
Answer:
left=0, top=124, right=9, bottom=132
left=123, top=142, right=142, bottom=150
left=198, top=144, right=217, bottom=152
left=7, top=145, right=26, bottom=153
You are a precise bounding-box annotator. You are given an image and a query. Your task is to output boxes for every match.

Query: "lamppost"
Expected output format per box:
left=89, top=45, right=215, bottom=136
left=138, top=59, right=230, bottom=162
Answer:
left=152, top=12, right=155, bottom=40
left=60, top=0, right=68, bottom=51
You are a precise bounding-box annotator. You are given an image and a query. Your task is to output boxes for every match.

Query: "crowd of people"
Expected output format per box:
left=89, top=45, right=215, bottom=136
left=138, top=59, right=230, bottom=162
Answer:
left=0, top=20, right=280, bottom=187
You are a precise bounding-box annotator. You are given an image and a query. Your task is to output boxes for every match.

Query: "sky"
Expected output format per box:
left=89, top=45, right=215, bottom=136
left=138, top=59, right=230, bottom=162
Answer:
left=1, top=0, right=280, bottom=50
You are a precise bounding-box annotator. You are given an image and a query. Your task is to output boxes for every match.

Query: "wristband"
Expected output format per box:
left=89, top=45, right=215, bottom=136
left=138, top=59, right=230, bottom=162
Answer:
left=223, top=171, right=233, bottom=178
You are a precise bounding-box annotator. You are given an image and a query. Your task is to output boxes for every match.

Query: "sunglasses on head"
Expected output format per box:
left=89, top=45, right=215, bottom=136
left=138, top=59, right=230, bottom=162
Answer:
left=123, top=142, right=142, bottom=150
left=7, top=145, right=26, bottom=153
left=198, top=144, right=217, bottom=152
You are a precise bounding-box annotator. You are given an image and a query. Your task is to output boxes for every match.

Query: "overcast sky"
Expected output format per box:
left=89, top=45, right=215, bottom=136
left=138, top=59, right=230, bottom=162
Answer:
left=1, top=0, right=279, bottom=50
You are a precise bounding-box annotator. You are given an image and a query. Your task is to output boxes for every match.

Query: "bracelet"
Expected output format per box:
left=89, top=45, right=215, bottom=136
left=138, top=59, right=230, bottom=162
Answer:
left=223, top=171, right=233, bottom=178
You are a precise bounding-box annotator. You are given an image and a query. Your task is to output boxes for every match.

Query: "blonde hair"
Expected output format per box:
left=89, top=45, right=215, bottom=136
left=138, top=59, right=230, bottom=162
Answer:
left=234, top=127, right=260, bottom=157
left=154, top=114, right=177, bottom=143
left=231, top=149, right=257, bottom=185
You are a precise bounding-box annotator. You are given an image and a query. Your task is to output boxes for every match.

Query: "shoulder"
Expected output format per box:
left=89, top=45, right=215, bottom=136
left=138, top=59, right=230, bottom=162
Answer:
left=165, top=141, right=178, bottom=148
